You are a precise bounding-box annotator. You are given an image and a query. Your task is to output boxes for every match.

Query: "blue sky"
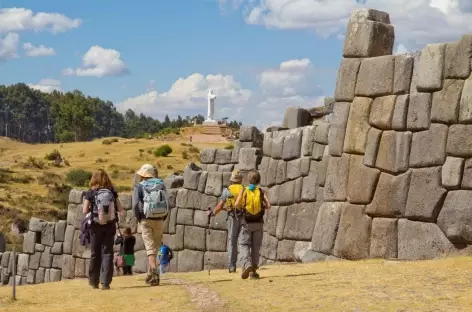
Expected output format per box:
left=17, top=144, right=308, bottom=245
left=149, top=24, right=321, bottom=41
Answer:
left=0, top=0, right=471, bottom=127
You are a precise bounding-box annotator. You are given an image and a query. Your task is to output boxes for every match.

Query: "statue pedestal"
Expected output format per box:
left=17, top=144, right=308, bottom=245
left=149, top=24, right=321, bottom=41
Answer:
left=203, top=119, right=218, bottom=126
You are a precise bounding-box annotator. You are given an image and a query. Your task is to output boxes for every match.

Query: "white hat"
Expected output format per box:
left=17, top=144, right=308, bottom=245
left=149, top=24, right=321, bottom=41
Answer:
left=137, top=164, right=157, bottom=178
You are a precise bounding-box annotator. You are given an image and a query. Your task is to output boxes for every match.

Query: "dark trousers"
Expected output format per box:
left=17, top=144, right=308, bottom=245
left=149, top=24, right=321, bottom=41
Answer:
left=89, top=222, right=116, bottom=286
left=123, top=266, right=133, bottom=275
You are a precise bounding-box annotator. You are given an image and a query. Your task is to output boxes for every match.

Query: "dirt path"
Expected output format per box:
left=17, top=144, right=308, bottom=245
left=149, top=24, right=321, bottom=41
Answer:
left=167, top=278, right=229, bottom=312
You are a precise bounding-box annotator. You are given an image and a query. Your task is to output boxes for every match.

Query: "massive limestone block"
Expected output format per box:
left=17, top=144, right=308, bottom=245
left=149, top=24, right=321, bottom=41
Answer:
left=264, top=206, right=279, bottom=237
left=392, top=95, right=409, bottom=130
left=214, top=149, right=232, bottom=165
left=61, top=255, right=75, bottom=279
left=283, top=203, right=320, bottom=241
left=28, top=252, right=40, bottom=270
left=282, top=129, right=302, bottom=160
left=26, top=270, right=35, bottom=284
left=239, top=125, right=260, bottom=142
left=366, top=171, right=411, bottom=217
left=278, top=180, right=296, bottom=206
left=183, top=226, right=206, bottom=251
left=271, top=135, right=284, bottom=159
left=397, top=219, right=453, bottom=260
left=231, top=141, right=241, bottom=164
left=394, top=54, right=414, bottom=94
left=22, top=231, right=36, bottom=254
left=206, top=229, right=227, bottom=252
left=375, top=131, right=411, bottom=174
left=407, top=93, right=432, bottom=131
left=282, top=107, right=311, bottom=129
left=370, top=218, right=398, bottom=259
left=343, top=97, right=372, bottom=154
left=334, top=58, right=362, bottom=101
left=239, top=148, right=262, bottom=170
left=176, top=209, right=194, bottom=226
left=447, top=125, right=472, bottom=157
left=178, top=250, right=204, bottom=272
left=409, top=51, right=422, bottom=94
left=52, top=255, right=63, bottom=269
left=72, top=230, right=89, bottom=258
left=276, top=160, right=287, bottom=184
left=312, top=143, right=326, bottom=161
left=35, top=268, right=45, bottom=284
left=50, top=269, right=62, bottom=282
left=301, top=164, right=319, bottom=202
left=347, top=155, right=380, bottom=204
left=63, top=225, right=74, bottom=254
left=17, top=254, right=29, bottom=277
left=364, top=127, right=382, bottom=167
left=342, top=8, right=394, bottom=58
left=328, top=102, right=351, bottom=156
left=263, top=132, right=273, bottom=157
left=314, top=123, right=330, bottom=145
left=204, top=252, right=228, bottom=270
left=409, top=124, right=448, bottom=167
left=432, top=79, right=464, bottom=123
left=68, top=189, right=84, bottom=204
left=294, top=178, right=303, bottom=203
left=54, top=220, right=67, bottom=242
left=174, top=225, right=185, bottom=251
left=277, top=240, right=296, bottom=261
left=260, top=234, right=278, bottom=260
left=168, top=208, right=178, bottom=234
left=75, top=258, right=86, bottom=278
left=445, top=34, right=472, bottom=79
left=205, top=172, right=223, bottom=197
left=28, top=217, right=46, bottom=232
left=355, top=56, right=395, bottom=97
left=276, top=206, right=288, bottom=239
left=51, top=242, right=62, bottom=255
left=416, top=43, right=446, bottom=92
left=301, top=126, right=316, bottom=157
left=41, top=222, right=55, bottom=247
left=67, top=204, right=83, bottom=230
left=333, top=204, right=372, bottom=260
left=176, top=188, right=188, bottom=208
left=461, top=158, right=472, bottom=189
left=369, top=95, right=397, bottom=130
left=405, top=167, right=447, bottom=222
left=459, top=77, right=472, bottom=123
left=286, top=159, right=301, bottom=181
left=186, top=190, right=201, bottom=209
left=311, top=202, right=344, bottom=254
left=266, top=158, right=278, bottom=187
left=197, top=171, right=208, bottom=193
left=183, top=163, right=202, bottom=190
left=438, top=190, right=472, bottom=243
left=324, top=154, right=350, bottom=201
left=442, top=157, right=464, bottom=189
left=200, top=149, right=216, bottom=164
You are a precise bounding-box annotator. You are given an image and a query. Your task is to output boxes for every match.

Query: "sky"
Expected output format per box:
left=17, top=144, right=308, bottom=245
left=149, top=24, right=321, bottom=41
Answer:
left=0, top=0, right=472, bottom=129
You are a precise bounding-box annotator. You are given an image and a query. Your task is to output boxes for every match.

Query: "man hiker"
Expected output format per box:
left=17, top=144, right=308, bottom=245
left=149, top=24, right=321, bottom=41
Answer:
left=132, top=164, right=169, bottom=286
left=208, top=170, right=244, bottom=273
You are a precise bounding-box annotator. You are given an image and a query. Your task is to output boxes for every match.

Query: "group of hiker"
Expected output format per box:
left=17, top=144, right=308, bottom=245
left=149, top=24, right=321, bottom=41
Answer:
left=80, top=162, right=270, bottom=290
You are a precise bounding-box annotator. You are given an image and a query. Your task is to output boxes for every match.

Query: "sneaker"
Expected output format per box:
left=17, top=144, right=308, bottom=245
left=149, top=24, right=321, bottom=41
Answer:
left=241, top=265, right=253, bottom=280
left=89, top=281, right=99, bottom=289
left=149, top=269, right=160, bottom=286
left=250, top=271, right=260, bottom=280
left=145, top=273, right=153, bottom=284
left=228, top=267, right=236, bottom=273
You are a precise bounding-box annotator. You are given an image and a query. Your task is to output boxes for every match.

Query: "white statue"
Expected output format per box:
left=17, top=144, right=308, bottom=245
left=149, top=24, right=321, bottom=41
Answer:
left=207, top=89, right=216, bottom=121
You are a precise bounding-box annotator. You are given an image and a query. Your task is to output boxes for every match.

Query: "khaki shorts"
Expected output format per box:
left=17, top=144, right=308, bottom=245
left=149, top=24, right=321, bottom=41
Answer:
left=140, top=219, right=164, bottom=256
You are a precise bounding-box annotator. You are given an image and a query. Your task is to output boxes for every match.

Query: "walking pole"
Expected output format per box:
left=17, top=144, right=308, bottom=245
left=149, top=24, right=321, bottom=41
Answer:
left=207, top=207, right=212, bottom=276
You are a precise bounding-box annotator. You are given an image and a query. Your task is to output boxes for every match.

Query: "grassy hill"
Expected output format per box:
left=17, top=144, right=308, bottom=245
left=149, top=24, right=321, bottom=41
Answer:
left=0, top=136, right=229, bottom=248
left=1, top=257, right=472, bottom=311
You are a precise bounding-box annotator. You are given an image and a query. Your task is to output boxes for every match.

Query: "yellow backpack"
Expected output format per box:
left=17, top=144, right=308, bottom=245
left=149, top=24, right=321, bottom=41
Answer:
left=225, top=184, right=244, bottom=211
left=242, top=186, right=265, bottom=222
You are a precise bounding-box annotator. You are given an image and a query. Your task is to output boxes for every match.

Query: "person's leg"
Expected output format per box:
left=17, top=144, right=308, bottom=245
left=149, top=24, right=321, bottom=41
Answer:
left=238, top=221, right=253, bottom=279
left=249, top=223, right=264, bottom=279
left=101, top=223, right=116, bottom=289
left=226, top=215, right=239, bottom=272
left=88, top=225, right=102, bottom=288
left=149, top=220, right=163, bottom=285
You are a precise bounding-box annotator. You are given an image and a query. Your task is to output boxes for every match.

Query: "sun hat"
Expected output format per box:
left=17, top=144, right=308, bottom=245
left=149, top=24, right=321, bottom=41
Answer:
left=137, top=164, right=157, bottom=178
left=230, top=170, right=242, bottom=183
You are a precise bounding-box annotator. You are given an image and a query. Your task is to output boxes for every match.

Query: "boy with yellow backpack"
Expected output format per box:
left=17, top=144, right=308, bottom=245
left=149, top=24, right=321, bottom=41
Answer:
left=208, top=170, right=245, bottom=273
left=234, top=169, right=270, bottom=280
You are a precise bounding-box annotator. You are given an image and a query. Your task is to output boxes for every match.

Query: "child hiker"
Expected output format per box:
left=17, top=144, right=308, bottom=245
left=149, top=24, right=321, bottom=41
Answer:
left=114, top=227, right=136, bottom=275
left=158, top=242, right=174, bottom=275
left=234, top=169, right=270, bottom=280
left=208, top=170, right=244, bottom=273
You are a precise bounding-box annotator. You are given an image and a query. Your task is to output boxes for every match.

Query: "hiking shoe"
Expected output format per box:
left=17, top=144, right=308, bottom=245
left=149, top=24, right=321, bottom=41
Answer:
left=241, top=265, right=253, bottom=280
left=101, top=285, right=110, bottom=290
left=89, top=281, right=99, bottom=289
left=149, top=269, right=160, bottom=286
left=250, top=272, right=260, bottom=280
left=145, top=273, right=153, bottom=284
left=228, top=267, right=236, bottom=273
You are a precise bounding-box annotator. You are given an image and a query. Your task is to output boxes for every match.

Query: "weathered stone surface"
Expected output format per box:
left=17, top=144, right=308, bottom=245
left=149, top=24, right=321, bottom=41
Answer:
left=40, top=246, right=53, bottom=268
left=333, top=204, right=372, bottom=260
left=301, top=126, right=316, bottom=156
left=27, top=269, right=35, bottom=284
left=264, top=206, right=279, bottom=236
left=164, top=175, right=184, bottom=191
left=67, top=204, right=83, bottom=230
left=266, top=158, right=278, bottom=187
left=185, top=190, right=201, bottom=209
left=63, top=225, right=74, bottom=254
left=394, top=54, right=414, bottom=94
left=334, top=58, right=362, bottom=101
left=398, top=219, right=453, bottom=260
left=219, top=164, right=234, bottom=173
left=278, top=180, right=296, bottom=206
left=409, top=124, right=448, bottom=168
left=324, top=154, right=350, bottom=201
left=312, top=202, right=344, bottom=254
left=370, top=218, right=398, bottom=259
left=347, top=155, right=380, bottom=204
left=260, top=234, right=278, bottom=260
left=282, top=107, right=311, bottom=129
left=407, top=93, right=432, bottom=131
left=215, top=149, right=232, bottom=165
left=176, top=209, right=193, bottom=226
left=366, top=171, right=411, bottom=217
left=207, top=164, right=218, bottom=172
left=193, top=210, right=209, bottom=228
left=445, top=35, right=472, bottom=79
left=222, top=171, right=232, bottom=187
left=68, top=189, right=84, bottom=204
left=364, top=127, right=382, bottom=167
left=343, top=97, right=372, bottom=154
left=392, top=95, right=409, bottom=130
left=206, top=229, right=227, bottom=252
left=239, top=125, right=259, bottom=142
left=201, top=195, right=218, bottom=213
left=283, top=203, right=319, bottom=241
left=200, top=148, right=216, bottom=164
left=356, top=55, right=394, bottom=97
left=1, top=251, right=9, bottom=268
left=328, top=102, right=351, bottom=156
left=184, top=226, right=206, bottom=251
left=204, top=251, right=227, bottom=270
left=35, top=244, right=44, bottom=252
left=369, top=95, right=396, bottom=130
left=75, top=258, right=86, bottom=278
left=405, top=167, right=447, bottom=222
left=276, top=206, right=288, bottom=240
left=460, top=78, right=472, bottom=123
left=312, top=143, right=326, bottom=161
left=197, top=172, right=208, bottom=194
left=343, top=9, right=393, bottom=58
left=54, top=220, right=66, bottom=242
left=263, top=134, right=273, bottom=158
left=409, top=51, right=422, bottom=94
left=293, top=241, right=312, bottom=262
left=28, top=217, right=46, bottom=232
left=22, top=231, right=36, bottom=254
left=52, top=255, right=63, bottom=269
left=238, top=148, right=262, bottom=170
left=286, top=159, right=300, bottom=181
left=461, top=158, right=472, bottom=189
left=35, top=268, right=45, bottom=283
left=61, top=255, right=75, bottom=279
left=314, top=123, right=330, bottom=145
left=176, top=188, right=188, bottom=208
left=277, top=240, right=296, bottom=261
left=416, top=43, right=446, bottom=91
left=300, top=157, right=311, bottom=176
left=17, top=254, right=29, bottom=277
left=282, top=129, right=302, bottom=161
left=447, top=125, right=472, bottom=157
left=271, top=136, right=284, bottom=159
left=41, top=222, right=55, bottom=247
left=205, top=172, right=223, bottom=197
left=72, top=230, right=89, bottom=258
left=28, top=252, right=41, bottom=270
left=432, top=79, right=463, bottom=123
left=375, top=131, right=411, bottom=174
left=50, top=269, right=61, bottom=282
left=301, top=166, right=318, bottom=202
left=183, top=163, right=202, bottom=190
left=51, top=242, right=63, bottom=255
left=276, top=160, right=287, bottom=184
left=130, top=250, right=146, bottom=273
left=442, top=157, right=464, bottom=189
left=177, top=249, right=203, bottom=272
left=438, top=191, right=472, bottom=244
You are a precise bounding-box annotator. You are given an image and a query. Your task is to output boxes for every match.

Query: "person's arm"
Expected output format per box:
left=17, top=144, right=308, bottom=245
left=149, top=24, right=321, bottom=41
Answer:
left=82, top=191, right=92, bottom=214
left=114, top=236, right=123, bottom=245
left=234, top=188, right=245, bottom=208
left=211, top=199, right=225, bottom=216
left=263, top=192, right=271, bottom=210
left=132, top=185, right=142, bottom=222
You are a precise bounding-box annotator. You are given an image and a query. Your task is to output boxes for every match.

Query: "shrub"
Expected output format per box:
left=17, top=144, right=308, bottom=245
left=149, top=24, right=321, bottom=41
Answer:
left=64, top=159, right=70, bottom=166
left=78, top=152, right=85, bottom=157
left=189, top=146, right=200, bottom=154
left=167, top=164, right=174, bottom=170
left=57, top=130, right=74, bottom=143
left=11, top=174, right=34, bottom=184
left=38, top=172, right=62, bottom=185
left=154, top=144, right=173, bottom=157
left=111, top=169, right=120, bottom=179
left=66, top=169, right=92, bottom=187
left=44, top=149, right=62, bottom=161
left=147, top=148, right=153, bottom=154
left=102, top=139, right=112, bottom=145
left=111, top=138, right=119, bottom=143
left=22, top=156, right=46, bottom=169
left=224, top=144, right=234, bottom=150
left=96, top=158, right=107, bottom=163
left=181, top=151, right=189, bottom=159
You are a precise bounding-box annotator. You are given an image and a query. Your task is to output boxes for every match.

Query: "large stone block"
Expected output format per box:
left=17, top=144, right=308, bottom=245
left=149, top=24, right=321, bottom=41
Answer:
left=183, top=226, right=206, bottom=251
left=27, top=269, right=35, bottom=284
left=461, top=158, right=472, bottom=189
left=460, top=78, right=472, bottom=123
left=61, top=255, right=75, bottom=279
left=442, top=157, right=464, bottom=189
left=41, top=222, right=55, bottom=247
left=177, top=249, right=204, bottom=272
left=333, top=204, right=372, bottom=260
left=67, top=204, right=83, bottom=230
left=239, top=125, right=259, bottom=142
left=238, top=148, right=262, bottom=170
left=301, top=126, right=316, bottom=156
left=214, top=149, right=232, bottom=165
left=432, top=79, right=463, bottom=123
left=392, top=95, right=409, bottom=130
left=405, top=167, right=447, bottom=222
left=206, top=229, right=227, bottom=252
left=314, top=123, right=330, bottom=145
left=445, top=35, right=472, bottom=79
left=409, top=124, right=448, bottom=167
left=282, top=129, right=302, bottom=160
left=72, top=230, right=89, bottom=258
left=200, top=148, right=216, bottom=164
left=366, top=171, right=411, bottom=217
left=347, top=155, right=380, bottom=204
left=277, top=240, right=296, bottom=261
left=278, top=180, right=296, bottom=206
left=342, top=9, right=394, bottom=58
left=394, top=54, right=414, bottom=94
left=438, top=190, right=472, bottom=243
left=50, top=269, right=61, bottom=282
left=51, top=242, right=62, bottom=255
left=174, top=225, right=185, bottom=251
left=28, top=217, right=46, bottom=232
left=283, top=203, right=320, bottom=241
left=23, top=231, right=36, bottom=254
left=35, top=244, right=44, bottom=252
left=343, top=97, right=372, bottom=154
left=311, top=202, right=344, bottom=254
left=183, top=164, right=202, bottom=190
left=369, top=95, right=396, bottom=130
left=271, top=136, right=284, bottom=159
left=324, top=154, right=350, bottom=201
left=262, top=133, right=273, bottom=157
left=375, top=131, right=411, bottom=174
left=35, top=268, right=45, bottom=283
left=370, top=218, right=397, bottom=259
left=260, top=234, right=278, bottom=260
left=185, top=190, right=201, bottom=209
left=68, top=189, right=84, bottom=204
left=408, top=51, right=422, bottom=94
left=328, top=102, right=351, bottom=156
left=119, top=194, right=132, bottom=210
left=364, top=127, right=382, bottom=167
left=276, top=160, right=287, bottom=184
left=63, top=225, right=74, bottom=254
left=416, top=43, right=446, bottom=91
left=397, top=219, right=453, bottom=260
left=17, top=254, right=29, bottom=277
left=176, top=188, right=188, bottom=208
left=407, top=93, right=432, bottom=131
left=282, top=107, right=311, bottom=129
left=276, top=206, right=288, bottom=240
left=75, top=258, right=86, bottom=278
left=54, top=220, right=67, bottom=242
left=447, top=125, right=472, bottom=157
left=263, top=206, right=279, bottom=237
left=355, top=55, right=394, bottom=97
left=204, top=251, right=227, bottom=270
left=334, top=58, right=362, bottom=101
left=52, top=255, right=63, bottom=269
left=28, top=252, right=41, bottom=270
left=205, top=172, right=223, bottom=197
left=176, top=208, right=193, bottom=226
left=40, top=246, right=53, bottom=268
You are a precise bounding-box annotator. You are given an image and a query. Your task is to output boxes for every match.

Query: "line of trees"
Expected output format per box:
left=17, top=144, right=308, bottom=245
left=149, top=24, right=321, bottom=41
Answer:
left=0, top=83, right=242, bottom=143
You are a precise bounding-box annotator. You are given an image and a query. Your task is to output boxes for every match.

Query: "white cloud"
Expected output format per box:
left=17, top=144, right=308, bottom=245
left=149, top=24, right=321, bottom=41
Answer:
left=221, top=0, right=472, bottom=51
left=0, top=33, right=20, bottom=60
left=62, top=45, right=129, bottom=77
left=394, top=43, right=408, bottom=55
left=23, top=42, right=56, bottom=57
left=27, top=78, right=62, bottom=93
left=0, top=8, right=81, bottom=34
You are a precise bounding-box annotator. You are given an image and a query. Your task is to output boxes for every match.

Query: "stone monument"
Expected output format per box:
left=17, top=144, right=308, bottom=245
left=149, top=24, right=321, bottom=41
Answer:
left=203, top=89, right=217, bottom=125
